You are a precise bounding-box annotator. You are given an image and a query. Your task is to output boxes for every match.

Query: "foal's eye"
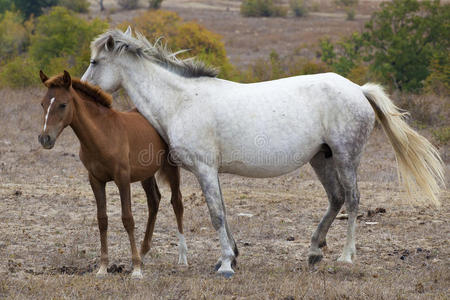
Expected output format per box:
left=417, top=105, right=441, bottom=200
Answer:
left=41, top=103, right=44, bottom=107
left=90, top=59, right=97, bottom=65
left=59, top=103, right=67, bottom=109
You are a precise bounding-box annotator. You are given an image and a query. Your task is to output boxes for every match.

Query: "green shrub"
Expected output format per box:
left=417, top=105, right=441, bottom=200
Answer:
left=290, top=0, right=307, bottom=17
left=58, top=0, right=90, bottom=13
left=117, top=0, right=138, bottom=10
left=240, top=0, right=287, bottom=17
left=345, top=8, right=355, bottom=20
left=0, top=55, right=39, bottom=88
left=364, top=0, right=449, bottom=92
left=0, top=10, right=31, bottom=62
left=120, top=10, right=233, bottom=78
left=29, top=7, right=108, bottom=75
left=11, top=0, right=59, bottom=18
left=148, top=0, right=163, bottom=9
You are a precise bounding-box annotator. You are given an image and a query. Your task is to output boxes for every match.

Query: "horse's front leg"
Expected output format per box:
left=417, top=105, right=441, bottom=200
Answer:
left=89, top=174, right=108, bottom=278
left=195, top=164, right=235, bottom=278
left=115, top=170, right=142, bottom=279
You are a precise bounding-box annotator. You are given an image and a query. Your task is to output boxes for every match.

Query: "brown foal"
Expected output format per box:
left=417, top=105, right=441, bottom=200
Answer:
left=38, top=70, right=186, bottom=279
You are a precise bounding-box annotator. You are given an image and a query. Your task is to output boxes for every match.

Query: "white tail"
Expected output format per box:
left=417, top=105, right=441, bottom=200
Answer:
left=362, top=83, right=445, bottom=206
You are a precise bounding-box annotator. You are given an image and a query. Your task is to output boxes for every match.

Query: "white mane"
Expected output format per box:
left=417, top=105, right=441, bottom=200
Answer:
left=92, top=29, right=218, bottom=78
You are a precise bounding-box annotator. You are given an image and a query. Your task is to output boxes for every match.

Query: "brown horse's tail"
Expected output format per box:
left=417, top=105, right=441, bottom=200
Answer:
left=156, top=154, right=180, bottom=189
left=362, top=83, right=445, bottom=206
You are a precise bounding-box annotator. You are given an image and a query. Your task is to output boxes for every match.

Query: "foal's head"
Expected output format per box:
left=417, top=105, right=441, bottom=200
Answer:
left=38, top=70, right=75, bottom=149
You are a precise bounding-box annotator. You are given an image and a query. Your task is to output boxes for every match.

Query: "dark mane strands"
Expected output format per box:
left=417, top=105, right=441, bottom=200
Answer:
left=92, top=29, right=219, bottom=78
left=44, top=74, right=113, bottom=108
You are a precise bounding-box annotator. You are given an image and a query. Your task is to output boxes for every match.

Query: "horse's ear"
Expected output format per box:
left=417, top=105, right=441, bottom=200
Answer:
left=106, top=35, right=115, bottom=51
left=62, top=70, right=71, bottom=89
left=124, top=26, right=132, bottom=36
left=39, top=70, right=48, bottom=84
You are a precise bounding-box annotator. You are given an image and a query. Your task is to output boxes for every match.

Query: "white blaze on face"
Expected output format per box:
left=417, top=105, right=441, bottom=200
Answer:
left=43, top=97, right=55, bottom=132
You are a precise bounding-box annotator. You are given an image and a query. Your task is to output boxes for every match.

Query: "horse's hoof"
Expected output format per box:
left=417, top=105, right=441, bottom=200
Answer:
left=318, top=240, right=327, bottom=248
left=337, top=256, right=353, bottom=263
left=308, top=253, right=323, bottom=266
left=217, top=270, right=234, bottom=279
left=214, top=261, right=222, bottom=272
left=131, top=270, right=143, bottom=279
left=96, top=271, right=107, bottom=278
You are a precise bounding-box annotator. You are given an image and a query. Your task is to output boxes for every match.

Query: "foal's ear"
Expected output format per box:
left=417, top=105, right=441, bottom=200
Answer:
left=39, top=70, right=48, bottom=84
left=62, top=70, right=71, bottom=89
left=106, top=35, right=115, bottom=51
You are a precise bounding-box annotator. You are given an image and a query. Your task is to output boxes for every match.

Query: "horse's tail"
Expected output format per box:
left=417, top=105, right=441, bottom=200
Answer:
left=156, top=153, right=180, bottom=189
left=361, top=83, right=445, bottom=206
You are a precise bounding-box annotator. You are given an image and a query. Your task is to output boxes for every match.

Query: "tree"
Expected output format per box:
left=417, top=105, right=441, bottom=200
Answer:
left=364, top=0, right=448, bottom=92
left=12, top=0, right=58, bottom=18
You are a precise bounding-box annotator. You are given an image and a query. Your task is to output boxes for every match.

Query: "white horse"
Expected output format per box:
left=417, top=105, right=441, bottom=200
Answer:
left=82, top=28, right=444, bottom=278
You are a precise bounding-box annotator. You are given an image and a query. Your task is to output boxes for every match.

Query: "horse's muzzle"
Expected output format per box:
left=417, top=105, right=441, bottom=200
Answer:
left=38, top=134, right=55, bottom=149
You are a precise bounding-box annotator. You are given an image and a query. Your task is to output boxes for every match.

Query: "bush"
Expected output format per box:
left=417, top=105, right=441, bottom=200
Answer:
left=364, top=0, right=449, bottom=92
left=0, top=55, right=39, bottom=88
left=148, top=0, right=163, bottom=9
left=29, top=7, right=108, bottom=74
left=120, top=10, right=233, bottom=78
left=345, top=8, right=355, bottom=20
left=117, top=0, right=138, bottom=10
left=240, top=0, right=287, bottom=17
left=11, top=0, right=59, bottom=18
left=58, top=0, right=90, bottom=13
left=0, top=6, right=108, bottom=88
left=290, top=0, right=307, bottom=17
left=0, top=10, right=31, bottom=62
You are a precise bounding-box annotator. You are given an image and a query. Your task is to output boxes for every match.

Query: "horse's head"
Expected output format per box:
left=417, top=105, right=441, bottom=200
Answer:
left=38, top=70, right=75, bottom=149
left=81, top=27, right=133, bottom=93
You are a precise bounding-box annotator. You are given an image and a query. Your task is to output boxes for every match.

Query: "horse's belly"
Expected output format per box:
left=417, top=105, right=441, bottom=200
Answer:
left=218, top=145, right=319, bottom=178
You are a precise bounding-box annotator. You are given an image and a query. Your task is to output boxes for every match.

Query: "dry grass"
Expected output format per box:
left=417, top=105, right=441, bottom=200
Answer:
left=0, top=83, right=449, bottom=299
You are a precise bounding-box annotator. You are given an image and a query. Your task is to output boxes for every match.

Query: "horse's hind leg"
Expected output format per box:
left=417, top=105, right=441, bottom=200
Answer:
left=140, top=176, right=161, bottom=259
left=308, top=149, right=345, bottom=266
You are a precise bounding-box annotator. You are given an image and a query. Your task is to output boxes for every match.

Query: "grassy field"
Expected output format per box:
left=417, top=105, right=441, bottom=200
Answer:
left=0, top=0, right=449, bottom=299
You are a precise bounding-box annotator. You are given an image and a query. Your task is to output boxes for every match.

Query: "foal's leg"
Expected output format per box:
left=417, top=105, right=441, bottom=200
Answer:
left=308, top=151, right=345, bottom=266
left=195, top=164, right=235, bottom=278
left=89, top=174, right=108, bottom=277
left=165, top=166, right=188, bottom=265
left=140, top=176, right=161, bottom=259
left=115, top=172, right=142, bottom=279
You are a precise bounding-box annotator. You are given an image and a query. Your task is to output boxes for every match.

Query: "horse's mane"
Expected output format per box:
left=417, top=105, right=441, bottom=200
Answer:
left=44, top=75, right=113, bottom=108
left=92, top=29, right=219, bottom=78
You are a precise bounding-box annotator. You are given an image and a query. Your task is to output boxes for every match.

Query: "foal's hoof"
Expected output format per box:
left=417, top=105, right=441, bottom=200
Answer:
left=96, top=267, right=108, bottom=278
left=131, top=270, right=143, bottom=279
left=217, top=270, right=234, bottom=279
left=308, top=253, right=323, bottom=266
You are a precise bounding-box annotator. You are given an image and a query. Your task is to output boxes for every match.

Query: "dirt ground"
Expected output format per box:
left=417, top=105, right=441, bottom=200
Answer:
left=1, top=1, right=450, bottom=299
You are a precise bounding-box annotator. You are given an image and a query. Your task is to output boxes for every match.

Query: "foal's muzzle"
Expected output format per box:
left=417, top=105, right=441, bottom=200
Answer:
left=38, top=134, right=55, bottom=149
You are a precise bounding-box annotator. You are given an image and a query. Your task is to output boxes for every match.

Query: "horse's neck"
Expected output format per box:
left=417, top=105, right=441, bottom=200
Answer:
left=70, top=92, right=111, bottom=153
left=121, top=62, right=188, bottom=141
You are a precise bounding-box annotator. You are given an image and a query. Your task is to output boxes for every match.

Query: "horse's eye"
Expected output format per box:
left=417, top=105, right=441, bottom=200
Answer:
left=41, top=102, right=44, bottom=107
left=59, top=103, right=67, bottom=109
left=90, top=59, right=97, bottom=65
